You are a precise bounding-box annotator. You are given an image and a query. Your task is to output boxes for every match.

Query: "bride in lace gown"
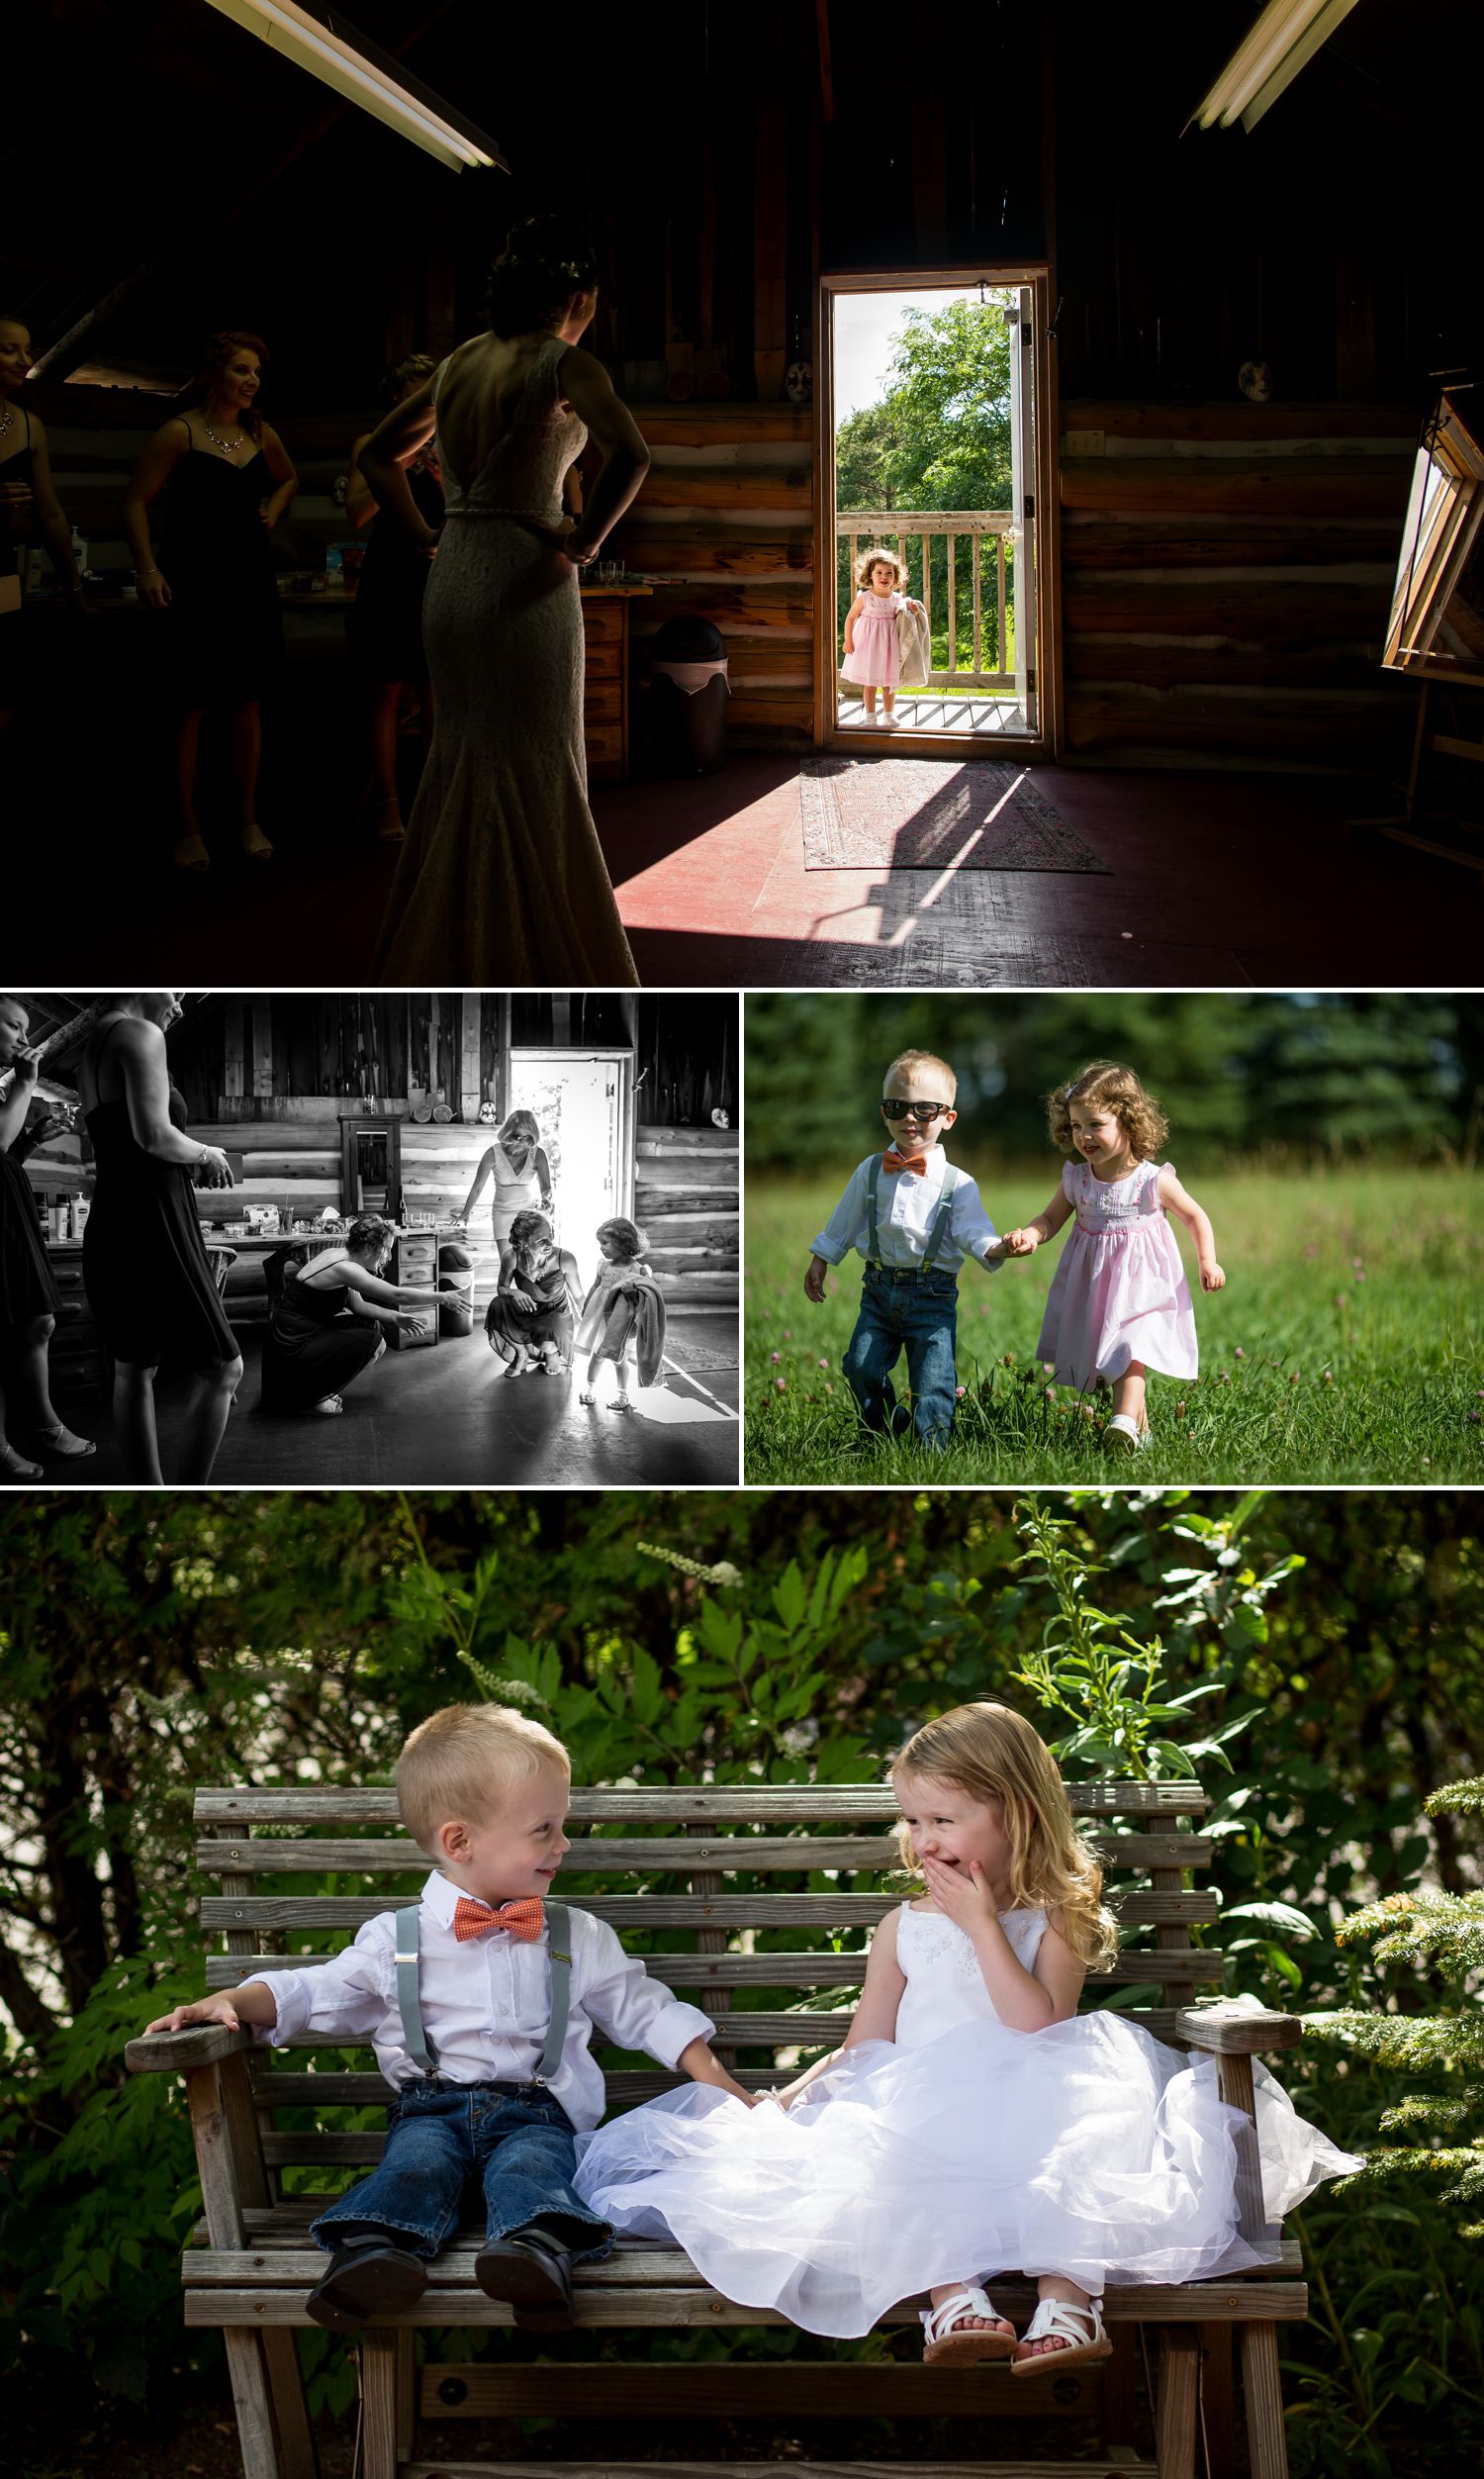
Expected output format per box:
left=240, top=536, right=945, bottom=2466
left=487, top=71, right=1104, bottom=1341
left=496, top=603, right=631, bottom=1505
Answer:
left=363, top=219, right=649, bottom=985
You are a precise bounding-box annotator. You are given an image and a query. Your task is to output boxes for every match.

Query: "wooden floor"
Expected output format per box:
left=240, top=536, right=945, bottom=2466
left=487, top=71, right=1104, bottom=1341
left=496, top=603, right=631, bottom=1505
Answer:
left=16, top=746, right=1480, bottom=990
left=41, top=1321, right=740, bottom=1487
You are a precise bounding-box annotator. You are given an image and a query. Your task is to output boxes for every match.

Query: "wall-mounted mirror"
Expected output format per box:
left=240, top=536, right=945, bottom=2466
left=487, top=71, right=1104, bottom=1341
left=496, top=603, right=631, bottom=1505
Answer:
left=1382, top=387, right=1484, bottom=688
left=339, top=1114, right=403, bottom=1217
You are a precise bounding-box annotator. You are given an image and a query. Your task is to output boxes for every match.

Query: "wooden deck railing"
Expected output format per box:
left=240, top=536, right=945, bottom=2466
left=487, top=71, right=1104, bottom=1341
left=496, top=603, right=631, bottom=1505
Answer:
left=836, top=511, right=1016, bottom=691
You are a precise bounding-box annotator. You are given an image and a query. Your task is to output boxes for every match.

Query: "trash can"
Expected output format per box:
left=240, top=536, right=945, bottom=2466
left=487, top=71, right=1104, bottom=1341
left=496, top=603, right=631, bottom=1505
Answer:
left=437, top=1240, right=475, bottom=1337
left=649, top=616, right=729, bottom=774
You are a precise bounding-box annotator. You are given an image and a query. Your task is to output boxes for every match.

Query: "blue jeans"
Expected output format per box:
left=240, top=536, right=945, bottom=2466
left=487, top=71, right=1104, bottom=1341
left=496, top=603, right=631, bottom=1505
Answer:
left=842, top=1266, right=960, bottom=1448
left=310, top=2079, right=613, bottom=2264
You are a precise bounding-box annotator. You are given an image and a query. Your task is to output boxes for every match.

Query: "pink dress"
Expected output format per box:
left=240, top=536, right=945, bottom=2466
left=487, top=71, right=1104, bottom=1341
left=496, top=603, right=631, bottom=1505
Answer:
left=1035, top=1157, right=1197, bottom=1388
left=842, top=588, right=902, bottom=687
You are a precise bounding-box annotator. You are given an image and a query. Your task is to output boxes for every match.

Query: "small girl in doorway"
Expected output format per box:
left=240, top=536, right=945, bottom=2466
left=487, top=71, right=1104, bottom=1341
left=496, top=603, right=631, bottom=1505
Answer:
left=841, top=545, right=923, bottom=726
left=1002, top=1061, right=1224, bottom=1455
left=572, top=1700, right=1360, bottom=2362
left=575, top=1216, right=658, bottom=1410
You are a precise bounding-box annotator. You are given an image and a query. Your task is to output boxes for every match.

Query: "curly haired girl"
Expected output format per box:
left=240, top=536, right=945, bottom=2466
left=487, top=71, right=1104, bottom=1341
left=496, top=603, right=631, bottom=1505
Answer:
left=841, top=544, right=924, bottom=726
left=1001, top=1061, right=1225, bottom=1453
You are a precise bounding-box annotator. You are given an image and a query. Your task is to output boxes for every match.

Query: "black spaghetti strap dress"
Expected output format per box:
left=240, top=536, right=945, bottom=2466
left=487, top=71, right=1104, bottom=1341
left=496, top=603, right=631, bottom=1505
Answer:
left=345, top=455, right=444, bottom=687
left=260, top=1260, right=382, bottom=1410
left=0, top=407, right=34, bottom=710
left=160, top=440, right=284, bottom=713
left=0, top=1124, right=60, bottom=1331
left=81, top=1030, right=237, bottom=1370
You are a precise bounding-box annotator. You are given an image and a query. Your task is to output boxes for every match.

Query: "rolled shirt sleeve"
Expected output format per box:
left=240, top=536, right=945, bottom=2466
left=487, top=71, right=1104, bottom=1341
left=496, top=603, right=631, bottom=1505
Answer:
left=580, top=1915, right=717, bottom=2069
left=808, top=1160, right=870, bottom=1265
left=953, top=1174, right=1004, bottom=1270
left=250, top=1916, right=394, bottom=2050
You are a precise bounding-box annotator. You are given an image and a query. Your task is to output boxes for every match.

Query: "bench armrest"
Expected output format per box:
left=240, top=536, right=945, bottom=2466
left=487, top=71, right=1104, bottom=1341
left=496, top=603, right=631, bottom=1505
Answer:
left=1177, top=2002, right=1301, bottom=2055
left=125, top=2025, right=257, bottom=2074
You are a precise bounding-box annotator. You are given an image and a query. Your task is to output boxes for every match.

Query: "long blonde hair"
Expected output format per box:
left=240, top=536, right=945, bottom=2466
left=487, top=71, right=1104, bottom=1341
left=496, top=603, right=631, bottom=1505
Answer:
left=891, top=1701, right=1118, bottom=1970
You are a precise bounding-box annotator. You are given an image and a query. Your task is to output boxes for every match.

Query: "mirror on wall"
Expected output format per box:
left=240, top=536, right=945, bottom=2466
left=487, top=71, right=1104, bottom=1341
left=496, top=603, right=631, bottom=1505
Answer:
left=339, top=1115, right=403, bottom=1217
left=1383, top=387, right=1484, bottom=687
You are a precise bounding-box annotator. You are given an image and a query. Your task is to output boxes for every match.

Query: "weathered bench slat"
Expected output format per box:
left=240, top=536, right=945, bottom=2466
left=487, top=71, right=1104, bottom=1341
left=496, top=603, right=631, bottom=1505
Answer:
left=403, top=2462, right=1160, bottom=2479
left=196, top=1830, right=1214, bottom=1874
left=424, top=2359, right=1103, bottom=2416
left=184, top=2236, right=1304, bottom=2283
left=207, top=1948, right=1222, bottom=1991
left=195, top=1782, right=1210, bottom=1824
left=183, top=2278, right=1308, bottom=2330
left=202, top=1889, right=1219, bottom=1932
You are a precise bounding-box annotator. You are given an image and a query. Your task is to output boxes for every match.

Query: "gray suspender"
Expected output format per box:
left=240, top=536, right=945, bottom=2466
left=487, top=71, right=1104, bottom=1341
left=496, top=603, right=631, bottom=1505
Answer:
left=866, top=1154, right=960, bottom=1273
left=395, top=1900, right=574, bottom=2085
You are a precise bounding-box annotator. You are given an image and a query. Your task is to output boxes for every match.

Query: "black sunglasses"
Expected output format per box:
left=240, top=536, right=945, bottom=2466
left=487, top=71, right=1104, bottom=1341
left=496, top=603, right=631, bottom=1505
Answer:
left=881, top=1098, right=953, bottom=1119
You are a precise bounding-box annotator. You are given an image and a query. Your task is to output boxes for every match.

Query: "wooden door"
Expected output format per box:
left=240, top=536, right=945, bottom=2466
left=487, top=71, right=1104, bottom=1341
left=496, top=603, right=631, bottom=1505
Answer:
left=1007, top=283, right=1038, bottom=732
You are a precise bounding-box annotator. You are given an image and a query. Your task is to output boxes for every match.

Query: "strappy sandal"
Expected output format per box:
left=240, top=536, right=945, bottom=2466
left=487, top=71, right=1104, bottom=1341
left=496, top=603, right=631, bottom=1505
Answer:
left=21, top=1422, right=96, bottom=1461
left=919, top=2284, right=1017, bottom=2365
left=1011, top=2293, right=1112, bottom=2375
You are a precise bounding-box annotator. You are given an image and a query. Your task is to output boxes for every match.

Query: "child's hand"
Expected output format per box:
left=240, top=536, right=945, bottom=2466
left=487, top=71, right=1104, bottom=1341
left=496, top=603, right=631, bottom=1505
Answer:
left=920, top=1853, right=1000, bottom=1938
left=142, top=1992, right=245, bottom=2039
left=1200, top=1261, right=1226, bottom=1292
left=1001, top=1227, right=1039, bottom=1256
left=802, top=1255, right=828, bottom=1304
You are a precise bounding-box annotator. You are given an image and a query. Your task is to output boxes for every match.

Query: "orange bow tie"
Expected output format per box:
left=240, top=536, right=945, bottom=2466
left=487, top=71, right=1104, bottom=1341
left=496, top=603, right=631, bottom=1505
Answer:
left=452, top=1895, right=545, bottom=1945
left=882, top=1145, right=931, bottom=1178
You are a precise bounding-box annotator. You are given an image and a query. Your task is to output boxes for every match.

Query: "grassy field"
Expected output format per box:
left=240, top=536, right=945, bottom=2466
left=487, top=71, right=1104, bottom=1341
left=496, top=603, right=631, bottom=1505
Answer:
left=744, top=1164, right=1484, bottom=1484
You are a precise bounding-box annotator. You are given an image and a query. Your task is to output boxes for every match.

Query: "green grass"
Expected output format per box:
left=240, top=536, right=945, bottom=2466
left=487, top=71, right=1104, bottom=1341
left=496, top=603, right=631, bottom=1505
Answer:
left=744, top=1165, right=1484, bottom=1484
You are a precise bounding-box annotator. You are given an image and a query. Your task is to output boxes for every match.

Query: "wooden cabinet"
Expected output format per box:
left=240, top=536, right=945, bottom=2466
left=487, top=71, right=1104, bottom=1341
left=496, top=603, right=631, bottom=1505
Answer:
left=43, top=1244, right=107, bottom=1401
left=581, top=585, right=651, bottom=786
left=384, top=1228, right=440, bottom=1351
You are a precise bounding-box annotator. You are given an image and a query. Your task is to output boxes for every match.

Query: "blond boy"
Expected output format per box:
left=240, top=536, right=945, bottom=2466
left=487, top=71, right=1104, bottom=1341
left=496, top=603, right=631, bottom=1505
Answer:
left=145, top=1705, right=748, bottom=2330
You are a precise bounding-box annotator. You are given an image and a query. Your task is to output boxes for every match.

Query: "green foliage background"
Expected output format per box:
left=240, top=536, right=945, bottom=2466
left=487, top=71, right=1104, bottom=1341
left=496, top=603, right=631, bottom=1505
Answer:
left=745, top=992, right=1484, bottom=1169
left=1, top=1489, right=1481, bottom=2476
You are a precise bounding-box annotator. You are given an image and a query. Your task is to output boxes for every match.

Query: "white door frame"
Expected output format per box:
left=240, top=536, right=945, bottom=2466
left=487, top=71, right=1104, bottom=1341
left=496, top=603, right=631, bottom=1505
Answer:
left=813, top=264, right=1061, bottom=760
left=510, top=1047, right=636, bottom=1221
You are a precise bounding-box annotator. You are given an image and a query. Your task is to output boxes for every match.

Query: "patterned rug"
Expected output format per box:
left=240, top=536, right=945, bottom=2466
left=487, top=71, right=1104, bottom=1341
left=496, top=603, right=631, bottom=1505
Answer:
left=800, top=757, right=1111, bottom=873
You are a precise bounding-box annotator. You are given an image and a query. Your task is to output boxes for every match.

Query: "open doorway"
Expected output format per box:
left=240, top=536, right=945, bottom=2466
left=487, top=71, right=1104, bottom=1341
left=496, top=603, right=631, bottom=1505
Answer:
left=508, top=1048, right=634, bottom=1290
left=819, top=273, right=1048, bottom=748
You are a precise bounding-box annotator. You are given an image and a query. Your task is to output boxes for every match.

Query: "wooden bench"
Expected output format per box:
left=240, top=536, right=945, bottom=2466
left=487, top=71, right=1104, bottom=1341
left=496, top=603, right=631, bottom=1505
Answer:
left=125, top=1780, right=1309, bottom=2479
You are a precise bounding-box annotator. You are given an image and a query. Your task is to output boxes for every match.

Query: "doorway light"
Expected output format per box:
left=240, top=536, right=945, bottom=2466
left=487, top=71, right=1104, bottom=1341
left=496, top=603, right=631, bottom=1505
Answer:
left=1190, top=0, right=1361, bottom=134
left=202, top=0, right=506, bottom=172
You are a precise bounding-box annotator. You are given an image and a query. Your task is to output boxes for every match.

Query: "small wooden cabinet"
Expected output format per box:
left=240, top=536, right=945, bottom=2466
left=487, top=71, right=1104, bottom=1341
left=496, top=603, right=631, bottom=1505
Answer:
left=581, top=584, right=652, bottom=786
left=384, top=1228, right=440, bottom=1351
left=44, top=1244, right=108, bottom=1401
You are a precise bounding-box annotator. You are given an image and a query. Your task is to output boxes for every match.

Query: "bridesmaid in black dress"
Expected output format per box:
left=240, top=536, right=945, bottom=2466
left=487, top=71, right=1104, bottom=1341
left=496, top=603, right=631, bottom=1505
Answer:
left=260, top=1215, right=444, bottom=1415
left=0, top=314, right=91, bottom=737
left=344, top=355, right=442, bottom=843
left=122, top=332, right=296, bottom=871
left=76, top=995, right=242, bottom=1482
left=0, top=994, right=95, bottom=1478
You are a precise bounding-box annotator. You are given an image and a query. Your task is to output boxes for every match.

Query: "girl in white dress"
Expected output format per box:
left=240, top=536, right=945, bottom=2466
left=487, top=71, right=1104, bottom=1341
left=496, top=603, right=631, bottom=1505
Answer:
left=573, top=1701, right=1359, bottom=2369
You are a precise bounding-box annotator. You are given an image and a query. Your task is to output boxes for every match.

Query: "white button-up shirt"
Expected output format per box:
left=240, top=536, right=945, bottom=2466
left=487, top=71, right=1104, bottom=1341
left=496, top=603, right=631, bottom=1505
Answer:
left=251, top=1870, right=716, bottom=2132
left=810, top=1148, right=1003, bottom=1274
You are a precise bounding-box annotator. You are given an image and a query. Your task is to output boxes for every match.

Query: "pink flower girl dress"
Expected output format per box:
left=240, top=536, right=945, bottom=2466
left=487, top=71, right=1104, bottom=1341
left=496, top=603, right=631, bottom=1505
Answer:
left=1036, top=1156, right=1198, bottom=1390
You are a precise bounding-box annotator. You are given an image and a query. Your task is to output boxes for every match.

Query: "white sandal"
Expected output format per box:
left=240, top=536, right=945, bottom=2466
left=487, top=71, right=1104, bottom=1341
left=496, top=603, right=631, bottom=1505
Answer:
left=1011, top=2293, right=1111, bottom=2375
left=920, top=2283, right=1017, bottom=2365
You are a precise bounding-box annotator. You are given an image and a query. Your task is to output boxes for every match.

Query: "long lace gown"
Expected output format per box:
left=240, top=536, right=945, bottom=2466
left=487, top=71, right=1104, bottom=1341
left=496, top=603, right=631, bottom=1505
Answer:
left=573, top=1901, right=1360, bottom=2337
left=373, top=337, right=639, bottom=986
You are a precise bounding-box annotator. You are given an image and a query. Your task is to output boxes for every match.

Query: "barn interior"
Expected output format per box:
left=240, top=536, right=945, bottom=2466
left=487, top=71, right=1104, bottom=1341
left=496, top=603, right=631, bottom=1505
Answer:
left=5, top=0, right=1482, bottom=987
left=14, top=989, right=740, bottom=1482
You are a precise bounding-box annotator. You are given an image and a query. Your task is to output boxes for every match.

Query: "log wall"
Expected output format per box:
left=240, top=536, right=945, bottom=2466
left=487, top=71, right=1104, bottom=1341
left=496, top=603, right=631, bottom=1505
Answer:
left=1057, top=401, right=1420, bottom=772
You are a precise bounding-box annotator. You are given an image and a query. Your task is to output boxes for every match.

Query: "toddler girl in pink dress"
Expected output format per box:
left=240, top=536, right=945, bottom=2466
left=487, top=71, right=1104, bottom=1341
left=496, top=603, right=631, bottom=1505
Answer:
left=841, top=545, right=923, bottom=726
left=1002, top=1061, right=1225, bottom=1454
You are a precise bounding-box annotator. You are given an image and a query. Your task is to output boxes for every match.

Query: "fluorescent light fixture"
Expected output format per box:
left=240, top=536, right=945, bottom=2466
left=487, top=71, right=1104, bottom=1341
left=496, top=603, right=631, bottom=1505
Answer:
left=1191, top=0, right=1361, bottom=134
left=202, top=0, right=507, bottom=172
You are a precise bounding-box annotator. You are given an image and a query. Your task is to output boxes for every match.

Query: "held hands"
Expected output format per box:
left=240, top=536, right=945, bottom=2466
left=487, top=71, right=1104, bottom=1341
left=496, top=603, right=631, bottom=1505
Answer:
left=1200, top=1261, right=1227, bottom=1292
left=143, top=1991, right=244, bottom=2039
left=920, top=1853, right=1000, bottom=1940
left=1000, top=1227, right=1040, bottom=1257
left=802, top=1255, right=828, bottom=1304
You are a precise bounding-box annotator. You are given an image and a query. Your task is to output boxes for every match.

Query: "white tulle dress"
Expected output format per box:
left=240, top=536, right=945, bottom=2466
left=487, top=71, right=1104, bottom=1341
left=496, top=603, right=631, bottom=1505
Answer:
left=572, top=1903, right=1360, bottom=2336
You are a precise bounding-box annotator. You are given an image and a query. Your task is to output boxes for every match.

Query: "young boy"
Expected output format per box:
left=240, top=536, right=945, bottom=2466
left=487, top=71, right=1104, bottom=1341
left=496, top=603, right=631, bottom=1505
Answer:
left=803, top=1046, right=1009, bottom=1448
left=144, top=1704, right=751, bottom=2332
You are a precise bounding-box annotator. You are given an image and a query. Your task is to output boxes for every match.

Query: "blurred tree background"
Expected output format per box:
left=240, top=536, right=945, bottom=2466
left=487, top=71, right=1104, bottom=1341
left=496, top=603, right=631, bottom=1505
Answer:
left=1, top=1488, right=1480, bottom=2478
left=745, top=993, right=1484, bottom=1170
